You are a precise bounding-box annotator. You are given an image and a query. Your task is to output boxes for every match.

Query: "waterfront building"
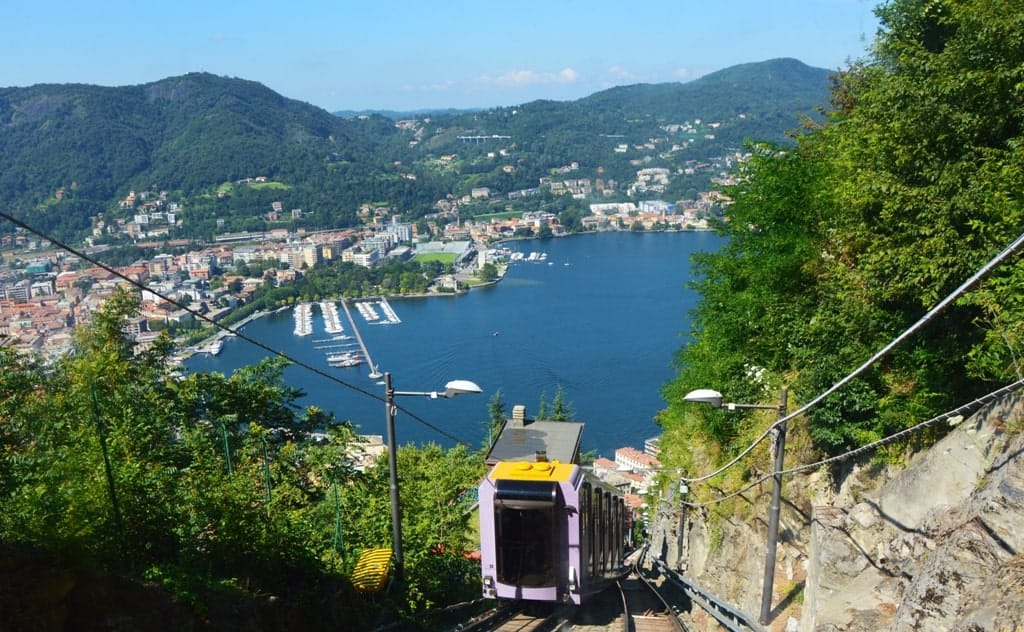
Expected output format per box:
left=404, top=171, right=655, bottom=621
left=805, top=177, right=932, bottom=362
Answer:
left=614, top=446, right=660, bottom=473
left=232, top=246, right=263, bottom=265
left=281, top=244, right=320, bottom=270
left=644, top=436, right=661, bottom=457
left=30, top=279, right=55, bottom=298
left=345, top=247, right=381, bottom=268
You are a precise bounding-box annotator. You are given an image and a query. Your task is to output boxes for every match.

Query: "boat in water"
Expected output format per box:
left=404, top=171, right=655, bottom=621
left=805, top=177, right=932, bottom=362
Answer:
left=293, top=302, right=313, bottom=336
left=326, top=351, right=363, bottom=368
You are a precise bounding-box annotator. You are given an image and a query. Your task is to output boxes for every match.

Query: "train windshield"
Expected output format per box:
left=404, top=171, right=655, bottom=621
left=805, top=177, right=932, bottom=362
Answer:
left=493, top=480, right=558, bottom=588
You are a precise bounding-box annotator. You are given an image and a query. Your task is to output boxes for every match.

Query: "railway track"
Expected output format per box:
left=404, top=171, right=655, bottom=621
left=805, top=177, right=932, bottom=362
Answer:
left=616, top=569, right=688, bottom=632
left=453, top=573, right=690, bottom=632
left=459, top=602, right=574, bottom=632
left=453, top=550, right=696, bottom=632
left=568, top=567, right=688, bottom=632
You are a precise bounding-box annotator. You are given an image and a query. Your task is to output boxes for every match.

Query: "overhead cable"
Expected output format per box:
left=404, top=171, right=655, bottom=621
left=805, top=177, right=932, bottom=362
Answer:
left=0, top=211, right=469, bottom=446
left=680, top=377, right=1024, bottom=508
left=680, top=229, right=1024, bottom=484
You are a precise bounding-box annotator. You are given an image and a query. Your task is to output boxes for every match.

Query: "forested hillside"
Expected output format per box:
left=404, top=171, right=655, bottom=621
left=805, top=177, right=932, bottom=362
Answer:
left=430, top=57, right=830, bottom=164
left=412, top=58, right=831, bottom=195
left=0, top=59, right=831, bottom=244
left=659, top=0, right=1024, bottom=475
left=0, top=73, right=415, bottom=242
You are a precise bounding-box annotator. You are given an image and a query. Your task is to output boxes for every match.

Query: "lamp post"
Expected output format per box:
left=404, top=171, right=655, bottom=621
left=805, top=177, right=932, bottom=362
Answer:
left=384, top=371, right=482, bottom=582
left=684, top=386, right=788, bottom=625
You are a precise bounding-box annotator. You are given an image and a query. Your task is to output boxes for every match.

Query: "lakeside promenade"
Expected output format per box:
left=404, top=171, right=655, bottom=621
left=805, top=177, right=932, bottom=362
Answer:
left=178, top=306, right=279, bottom=359
left=176, top=226, right=713, bottom=358
left=180, top=257, right=507, bottom=355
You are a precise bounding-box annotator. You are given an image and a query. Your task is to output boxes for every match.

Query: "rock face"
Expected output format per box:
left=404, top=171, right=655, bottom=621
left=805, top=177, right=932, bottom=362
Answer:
left=806, top=393, right=1024, bottom=631
left=663, top=391, right=1024, bottom=631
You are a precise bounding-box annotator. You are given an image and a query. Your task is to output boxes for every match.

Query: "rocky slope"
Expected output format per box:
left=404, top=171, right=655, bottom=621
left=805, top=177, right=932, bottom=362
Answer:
left=652, top=390, right=1024, bottom=631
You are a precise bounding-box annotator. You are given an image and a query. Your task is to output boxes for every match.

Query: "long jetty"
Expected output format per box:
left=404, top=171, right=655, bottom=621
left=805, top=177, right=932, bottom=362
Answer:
left=340, top=299, right=381, bottom=379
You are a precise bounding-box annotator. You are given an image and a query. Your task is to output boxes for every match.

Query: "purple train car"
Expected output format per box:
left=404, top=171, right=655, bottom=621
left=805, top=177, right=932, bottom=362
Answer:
left=478, top=458, right=630, bottom=604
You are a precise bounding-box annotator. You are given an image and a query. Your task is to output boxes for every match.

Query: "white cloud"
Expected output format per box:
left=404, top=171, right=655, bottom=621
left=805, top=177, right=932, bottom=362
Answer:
left=429, top=79, right=456, bottom=92
left=673, top=67, right=693, bottom=80
left=400, top=79, right=456, bottom=93
left=558, top=67, right=579, bottom=82
left=607, top=65, right=638, bottom=81
left=477, top=67, right=581, bottom=87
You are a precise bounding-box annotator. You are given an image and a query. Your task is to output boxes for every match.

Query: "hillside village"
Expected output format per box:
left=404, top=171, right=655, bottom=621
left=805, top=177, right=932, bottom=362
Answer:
left=0, top=155, right=730, bottom=361
left=2, top=165, right=703, bottom=558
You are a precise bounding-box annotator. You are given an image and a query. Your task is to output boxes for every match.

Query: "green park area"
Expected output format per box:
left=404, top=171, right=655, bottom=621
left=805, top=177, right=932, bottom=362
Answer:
left=412, top=252, right=459, bottom=265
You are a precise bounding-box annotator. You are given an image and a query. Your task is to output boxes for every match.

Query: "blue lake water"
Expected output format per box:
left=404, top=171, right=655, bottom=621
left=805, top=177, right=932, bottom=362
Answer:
left=185, top=230, right=723, bottom=458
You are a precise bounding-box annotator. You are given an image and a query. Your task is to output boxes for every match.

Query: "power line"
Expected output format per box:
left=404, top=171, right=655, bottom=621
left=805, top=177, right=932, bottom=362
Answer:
left=0, top=211, right=469, bottom=447
left=678, top=229, right=1024, bottom=485
left=679, top=378, right=1024, bottom=508
left=780, top=378, right=1024, bottom=478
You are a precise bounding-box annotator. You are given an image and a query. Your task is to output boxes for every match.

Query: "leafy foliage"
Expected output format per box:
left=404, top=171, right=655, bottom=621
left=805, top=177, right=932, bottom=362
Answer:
left=0, top=288, right=486, bottom=623
left=662, top=0, right=1024, bottom=459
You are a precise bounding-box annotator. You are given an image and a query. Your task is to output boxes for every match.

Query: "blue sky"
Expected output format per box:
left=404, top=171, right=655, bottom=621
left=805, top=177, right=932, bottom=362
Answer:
left=3, top=1, right=880, bottom=112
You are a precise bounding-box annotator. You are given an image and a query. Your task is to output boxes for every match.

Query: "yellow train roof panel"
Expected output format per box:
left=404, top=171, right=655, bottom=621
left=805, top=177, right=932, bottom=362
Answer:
left=490, top=460, right=576, bottom=482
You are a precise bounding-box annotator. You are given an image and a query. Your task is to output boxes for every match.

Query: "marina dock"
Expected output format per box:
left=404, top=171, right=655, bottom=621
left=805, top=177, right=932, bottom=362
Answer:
left=354, top=298, right=401, bottom=325
left=341, top=299, right=382, bottom=379
left=319, top=301, right=345, bottom=334
left=293, top=302, right=313, bottom=336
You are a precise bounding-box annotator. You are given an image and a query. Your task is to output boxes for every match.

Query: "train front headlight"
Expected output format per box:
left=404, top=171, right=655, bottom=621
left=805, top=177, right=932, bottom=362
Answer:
left=567, top=566, right=578, bottom=592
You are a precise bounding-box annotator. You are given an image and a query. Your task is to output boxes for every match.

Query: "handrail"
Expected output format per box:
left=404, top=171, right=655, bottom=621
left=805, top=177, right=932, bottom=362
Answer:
left=651, top=557, right=766, bottom=632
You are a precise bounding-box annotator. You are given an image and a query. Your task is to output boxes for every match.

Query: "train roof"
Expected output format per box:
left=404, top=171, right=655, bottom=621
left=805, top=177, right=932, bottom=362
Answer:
left=489, top=460, right=577, bottom=482
left=484, top=419, right=583, bottom=466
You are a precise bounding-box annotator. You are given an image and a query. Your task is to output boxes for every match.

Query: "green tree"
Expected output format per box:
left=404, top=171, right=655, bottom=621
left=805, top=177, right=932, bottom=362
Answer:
left=662, top=0, right=1024, bottom=457
left=550, top=385, right=574, bottom=421
left=0, top=288, right=372, bottom=623
left=477, top=261, right=499, bottom=282
left=486, top=390, right=506, bottom=446
left=337, top=442, right=486, bottom=613
left=536, top=392, right=548, bottom=420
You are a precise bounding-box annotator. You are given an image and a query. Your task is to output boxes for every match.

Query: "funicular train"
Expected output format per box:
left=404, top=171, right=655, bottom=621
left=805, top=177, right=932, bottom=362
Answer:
left=478, top=407, right=632, bottom=604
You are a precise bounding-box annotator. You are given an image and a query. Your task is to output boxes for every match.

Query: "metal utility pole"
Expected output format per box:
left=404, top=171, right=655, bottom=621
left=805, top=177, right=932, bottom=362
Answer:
left=760, top=386, right=788, bottom=625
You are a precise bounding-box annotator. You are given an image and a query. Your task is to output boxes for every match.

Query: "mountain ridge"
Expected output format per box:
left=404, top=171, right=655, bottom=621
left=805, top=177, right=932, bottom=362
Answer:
left=0, top=58, right=833, bottom=243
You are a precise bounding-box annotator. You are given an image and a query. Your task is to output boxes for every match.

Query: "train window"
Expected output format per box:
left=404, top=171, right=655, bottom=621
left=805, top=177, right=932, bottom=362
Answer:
left=493, top=480, right=559, bottom=589
left=598, top=493, right=606, bottom=573
left=620, top=499, right=626, bottom=562
left=609, top=496, right=616, bottom=566
left=610, top=499, right=618, bottom=565
left=593, top=488, right=603, bottom=576
left=620, top=499, right=627, bottom=562
left=581, top=482, right=591, bottom=579
left=494, top=503, right=557, bottom=588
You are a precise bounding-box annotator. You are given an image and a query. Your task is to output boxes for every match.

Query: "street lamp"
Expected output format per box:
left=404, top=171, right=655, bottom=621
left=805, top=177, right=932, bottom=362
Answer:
left=384, top=371, right=482, bottom=582
left=684, top=386, right=788, bottom=625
